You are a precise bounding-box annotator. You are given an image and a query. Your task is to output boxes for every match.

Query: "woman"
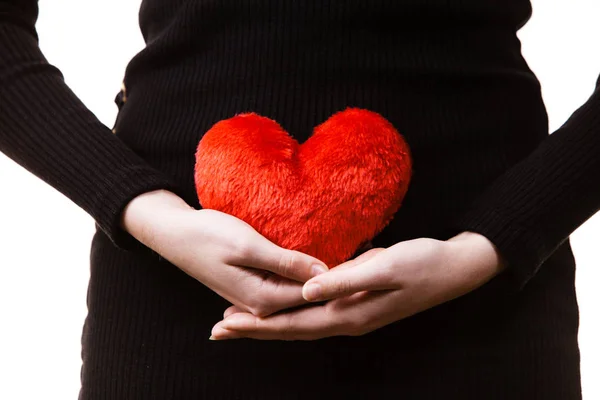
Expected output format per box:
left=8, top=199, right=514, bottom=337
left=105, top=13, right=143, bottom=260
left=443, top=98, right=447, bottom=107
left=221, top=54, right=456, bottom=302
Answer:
left=0, top=0, right=594, bottom=398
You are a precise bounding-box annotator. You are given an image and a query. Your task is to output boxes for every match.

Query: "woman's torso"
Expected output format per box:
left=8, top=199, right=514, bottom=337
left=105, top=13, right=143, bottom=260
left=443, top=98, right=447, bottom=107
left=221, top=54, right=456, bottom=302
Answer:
left=87, top=2, right=582, bottom=398
left=113, top=0, right=548, bottom=245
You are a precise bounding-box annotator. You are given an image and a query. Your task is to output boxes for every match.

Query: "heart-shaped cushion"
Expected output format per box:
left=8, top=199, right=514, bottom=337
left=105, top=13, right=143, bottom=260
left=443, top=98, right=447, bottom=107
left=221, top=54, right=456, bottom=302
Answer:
left=194, top=108, right=412, bottom=267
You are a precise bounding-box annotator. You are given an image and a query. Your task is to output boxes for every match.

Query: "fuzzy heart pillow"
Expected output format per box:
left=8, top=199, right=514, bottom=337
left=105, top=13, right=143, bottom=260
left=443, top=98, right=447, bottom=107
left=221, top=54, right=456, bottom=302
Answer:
left=194, top=108, right=412, bottom=267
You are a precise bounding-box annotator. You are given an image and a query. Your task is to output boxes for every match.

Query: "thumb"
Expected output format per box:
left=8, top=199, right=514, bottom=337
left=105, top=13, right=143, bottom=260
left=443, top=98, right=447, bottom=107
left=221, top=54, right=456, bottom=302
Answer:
left=242, top=237, right=328, bottom=282
left=302, top=250, right=393, bottom=301
left=333, top=247, right=386, bottom=271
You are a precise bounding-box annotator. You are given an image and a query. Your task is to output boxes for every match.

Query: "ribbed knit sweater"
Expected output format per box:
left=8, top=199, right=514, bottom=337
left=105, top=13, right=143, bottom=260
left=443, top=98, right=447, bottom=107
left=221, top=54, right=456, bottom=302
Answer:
left=1, top=1, right=596, bottom=399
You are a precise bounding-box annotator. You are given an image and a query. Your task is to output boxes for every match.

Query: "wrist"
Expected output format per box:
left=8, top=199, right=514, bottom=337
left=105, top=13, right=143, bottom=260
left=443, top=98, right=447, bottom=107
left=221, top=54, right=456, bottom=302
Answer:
left=446, top=231, right=506, bottom=290
left=120, top=189, right=194, bottom=250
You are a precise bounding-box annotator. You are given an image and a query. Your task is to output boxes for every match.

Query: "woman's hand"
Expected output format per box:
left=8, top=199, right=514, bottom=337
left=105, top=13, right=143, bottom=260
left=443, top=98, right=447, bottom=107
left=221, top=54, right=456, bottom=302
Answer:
left=210, top=232, right=505, bottom=340
left=120, top=189, right=329, bottom=317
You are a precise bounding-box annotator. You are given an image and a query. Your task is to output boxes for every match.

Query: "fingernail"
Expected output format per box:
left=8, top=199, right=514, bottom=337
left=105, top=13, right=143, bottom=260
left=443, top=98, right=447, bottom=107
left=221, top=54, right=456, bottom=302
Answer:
left=311, top=264, right=328, bottom=277
left=211, top=325, right=230, bottom=340
left=303, top=283, right=322, bottom=301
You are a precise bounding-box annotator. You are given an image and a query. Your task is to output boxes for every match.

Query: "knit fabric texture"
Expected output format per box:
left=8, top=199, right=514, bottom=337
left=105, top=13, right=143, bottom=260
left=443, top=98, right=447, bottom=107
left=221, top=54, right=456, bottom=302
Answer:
left=1, top=1, right=593, bottom=398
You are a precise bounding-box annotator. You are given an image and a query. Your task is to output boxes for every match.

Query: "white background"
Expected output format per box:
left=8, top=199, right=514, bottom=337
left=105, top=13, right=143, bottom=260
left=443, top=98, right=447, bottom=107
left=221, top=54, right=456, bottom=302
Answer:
left=0, top=0, right=598, bottom=398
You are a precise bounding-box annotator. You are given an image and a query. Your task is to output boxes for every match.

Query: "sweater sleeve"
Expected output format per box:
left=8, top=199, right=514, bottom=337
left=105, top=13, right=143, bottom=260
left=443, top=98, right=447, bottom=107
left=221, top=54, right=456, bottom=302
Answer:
left=0, top=0, right=185, bottom=250
left=452, top=75, right=600, bottom=291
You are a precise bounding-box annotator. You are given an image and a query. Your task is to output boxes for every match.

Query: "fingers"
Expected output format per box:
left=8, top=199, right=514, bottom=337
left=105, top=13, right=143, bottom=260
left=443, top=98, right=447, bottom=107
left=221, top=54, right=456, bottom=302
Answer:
left=223, top=305, right=244, bottom=319
left=218, top=278, right=307, bottom=318
left=208, top=266, right=308, bottom=317
left=302, top=250, right=395, bottom=302
left=249, top=274, right=310, bottom=316
left=213, top=304, right=336, bottom=341
left=210, top=325, right=244, bottom=340
left=211, top=290, right=404, bottom=341
left=241, top=236, right=329, bottom=282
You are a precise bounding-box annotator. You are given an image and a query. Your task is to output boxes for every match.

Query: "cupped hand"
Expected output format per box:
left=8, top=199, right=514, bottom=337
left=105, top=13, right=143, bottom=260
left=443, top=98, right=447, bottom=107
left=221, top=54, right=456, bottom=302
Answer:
left=211, top=232, right=505, bottom=340
left=120, top=189, right=329, bottom=317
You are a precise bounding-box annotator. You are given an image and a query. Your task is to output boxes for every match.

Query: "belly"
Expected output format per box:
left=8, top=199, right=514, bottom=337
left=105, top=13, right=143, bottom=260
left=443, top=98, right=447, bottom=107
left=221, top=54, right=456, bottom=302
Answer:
left=112, top=26, right=549, bottom=244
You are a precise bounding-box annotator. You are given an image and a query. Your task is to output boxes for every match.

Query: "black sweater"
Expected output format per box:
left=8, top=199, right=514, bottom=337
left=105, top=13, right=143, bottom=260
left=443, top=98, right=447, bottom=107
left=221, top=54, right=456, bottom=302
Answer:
left=0, top=1, right=595, bottom=398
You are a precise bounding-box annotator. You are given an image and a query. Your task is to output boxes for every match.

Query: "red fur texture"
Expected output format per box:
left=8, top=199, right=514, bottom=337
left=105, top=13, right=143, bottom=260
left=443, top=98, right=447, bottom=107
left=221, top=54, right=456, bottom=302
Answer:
left=194, top=108, right=412, bottom=267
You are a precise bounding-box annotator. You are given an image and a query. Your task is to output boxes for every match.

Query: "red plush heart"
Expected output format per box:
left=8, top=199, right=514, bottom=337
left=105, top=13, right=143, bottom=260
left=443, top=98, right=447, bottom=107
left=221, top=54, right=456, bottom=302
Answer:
left=194, top=108, right=412, bottom=267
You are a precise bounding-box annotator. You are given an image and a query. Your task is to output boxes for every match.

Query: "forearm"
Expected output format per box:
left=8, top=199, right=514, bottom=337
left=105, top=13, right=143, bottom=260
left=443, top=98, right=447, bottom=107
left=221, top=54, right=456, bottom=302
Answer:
left=452, top=82, right=600, bottom=290
left=0, top=1, right=185, bottom=250
left=446, top=231, right=506, bottom=291
left=120, top=189, right=194, bottom=252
